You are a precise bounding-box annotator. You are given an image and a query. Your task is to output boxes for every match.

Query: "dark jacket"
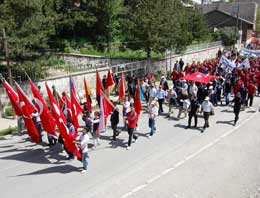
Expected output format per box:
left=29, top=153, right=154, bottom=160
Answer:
left=110, top=109, right=119, bottom=125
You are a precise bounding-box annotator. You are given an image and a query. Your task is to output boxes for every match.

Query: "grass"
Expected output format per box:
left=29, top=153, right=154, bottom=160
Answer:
left=0, top=127, right=18, bottom=136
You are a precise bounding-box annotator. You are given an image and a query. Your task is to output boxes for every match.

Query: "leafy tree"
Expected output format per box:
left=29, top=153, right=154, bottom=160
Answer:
left=256, top=8, right=260, bottom=36
left=124, top=0, right=195, bottom=57
left=212, top=27, right=239, bottom=46
left=0, top=0, right=55, bottom=79
left=187, top=10, right=210, bottom=42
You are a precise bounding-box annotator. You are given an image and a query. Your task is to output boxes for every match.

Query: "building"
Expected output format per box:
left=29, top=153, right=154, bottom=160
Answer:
left=197, top=2, right=258, bottom=42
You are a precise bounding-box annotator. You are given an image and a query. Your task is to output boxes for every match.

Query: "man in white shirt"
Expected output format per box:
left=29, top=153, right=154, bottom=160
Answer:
left=149, top=84, right=157, bottom=106
left=201, top=96, right=214, bottom=131
left=148, top=101, right=158, bottom=138
left=156, top=85, right=166, bottom=114
left=75, top=127, right=90, bottom=173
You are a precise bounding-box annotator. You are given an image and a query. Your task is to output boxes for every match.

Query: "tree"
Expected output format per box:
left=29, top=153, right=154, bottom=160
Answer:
left=124, top=0, right=193, bottom=57
left=212, top=27, right=239, bottom=46
left=91, top=0, right=125, bottom=52
left=0, top=0, right=55, bottom=79
left=187, top=10, right=210, bottom=42
left=256, top=8, right=260, bottom=36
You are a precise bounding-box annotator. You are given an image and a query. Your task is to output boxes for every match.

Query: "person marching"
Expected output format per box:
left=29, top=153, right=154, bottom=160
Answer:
left=156, top=85, right=166, bottom=115
left=91, top=111, right=101, bottom=147
left=110, top=105, right=120, bottom=141
left=247, top=80, right=256, bottom=108
left=232, top=92, right=243, bottom=126
left=167, top=86, right=177, bottom=118
left=125, top=105, right=138, bottom=150
left=186, top=95, right=200, bottom=129
left=74, top=127, right=90, bottom=173
left=201, top=96, right=214, bottom=131
left=148, top=100, right=158, bottom=138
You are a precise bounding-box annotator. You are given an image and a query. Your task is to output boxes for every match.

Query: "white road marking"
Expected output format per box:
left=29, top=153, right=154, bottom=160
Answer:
left=120, top=112, right=257, bottom=198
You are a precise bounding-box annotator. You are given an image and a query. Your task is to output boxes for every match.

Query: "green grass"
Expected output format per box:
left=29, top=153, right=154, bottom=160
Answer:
left=0, top=127, right=18, bottom=136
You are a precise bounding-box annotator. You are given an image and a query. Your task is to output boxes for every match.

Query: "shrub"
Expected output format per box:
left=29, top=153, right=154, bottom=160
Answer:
left=0, top=127, right=18, bottom=136
left=4, top=106, right=14, bottom=117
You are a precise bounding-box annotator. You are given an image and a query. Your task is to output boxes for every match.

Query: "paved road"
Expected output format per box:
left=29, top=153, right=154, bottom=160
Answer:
left=1, top=98, right=260, bottom=198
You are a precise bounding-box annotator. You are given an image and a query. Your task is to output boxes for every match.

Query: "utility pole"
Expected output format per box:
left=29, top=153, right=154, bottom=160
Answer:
left=2, top=28, right=12, bottom=85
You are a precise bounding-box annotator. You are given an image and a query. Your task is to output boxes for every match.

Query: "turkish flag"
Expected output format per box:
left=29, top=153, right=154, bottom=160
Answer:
left=134, top=81, right=142, bottom=116
left=20, top=102, right=41, bottom=143
left=99, top=92, right=114, bottom=132
left=15, top=82, right=36, bottom=115
left=57, top=92, right=64, bottom=110
left=64, top=96, right=73, bottom=119
left=105, top=69, right=115, bottom=89
left=45, top=83, right=81, bottom=160
left=119, top=72, right=125, bottom=103
left=84, top=77, right=92, bottom=111
left=2, top=79, right=23, bottom=116
left=29, top=80, right=57, bottom=137
left=96, top=69, right=104, bottom=98
left=71, top=90, right=83, bottom=132
left=15, top=82, right=40, bottom=143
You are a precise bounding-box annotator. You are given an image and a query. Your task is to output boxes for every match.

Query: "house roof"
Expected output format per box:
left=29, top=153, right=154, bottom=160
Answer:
left=197, top=2, right=258, bottom=24
left=205, top=9, right=255, bottom=25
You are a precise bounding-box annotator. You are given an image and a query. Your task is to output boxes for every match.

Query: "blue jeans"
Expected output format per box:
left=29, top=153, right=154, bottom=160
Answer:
left=149, top=118, right=156, bottom=136
left=82, top=152, right=89, bottom=170
left=225, top=93, right=230, bottom=105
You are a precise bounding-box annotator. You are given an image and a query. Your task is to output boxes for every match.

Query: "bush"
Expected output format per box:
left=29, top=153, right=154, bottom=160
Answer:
left=0, top=127, right=18, bottom=136
left=212, top=27, right=239, bottom=46
left=4, top=106, right=14, bottom=117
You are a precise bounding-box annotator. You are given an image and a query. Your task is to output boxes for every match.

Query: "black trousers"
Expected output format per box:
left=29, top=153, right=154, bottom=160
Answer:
left=127, top=127, right=138, bottom=147
left=111, top=123, right=119, bottom=140
left=247, top=94, right=254, bottom=107
left=234, top=108, right=240, bottom=123
left=158, top=99, right=164, bottom=113
left=203, top=112, right=210, bottom=128
left=188, top=113, right=197, bottom=127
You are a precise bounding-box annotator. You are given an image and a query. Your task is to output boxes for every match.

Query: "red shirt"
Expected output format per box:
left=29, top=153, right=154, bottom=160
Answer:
left=171, top=70, right=178, bottom=80
left=233, top=81, right=243, bottom=95
left=126, top=111, right=138, bottom=129
left=184, top=65, right=190, bottom=74
left=248, top=83, right=256, bottom=95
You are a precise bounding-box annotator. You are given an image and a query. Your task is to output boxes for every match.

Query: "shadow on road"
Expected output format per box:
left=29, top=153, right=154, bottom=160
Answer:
left=174, top=123, right=204, bottom=132
left=16, top=164, right=81, bottom=176
left=0, top=144, right=67, bottom=165
left=216, top=120, right=234, bottom=126
left=221, top=109, right=233, bottom=113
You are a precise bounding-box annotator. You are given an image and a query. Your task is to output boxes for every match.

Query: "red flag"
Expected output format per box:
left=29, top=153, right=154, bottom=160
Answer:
left=134, top=82, right=142, bottom=115
left=99, top=92, right=114, bottom=132
left=57, top=92, right=64, bottom=110
left=71, top=90, right=83, bottom=131
left=96, top=69, right=104, bottom=98
left=84, top=77, right=92, bottom=111
left=45, top=82, right=81, bottom=160
left=15, top=82, right=36, bottom=115
left=119, top=73, right=125, bottom=102
left=20, top=101, right=41, bottom=143
left=29, top=80, right=57, bottom=137
left=105, top=69, right=115, bottom=89
left=2, top=79, right=23, bottom=116
left=64, top=96, right=73, bottom=119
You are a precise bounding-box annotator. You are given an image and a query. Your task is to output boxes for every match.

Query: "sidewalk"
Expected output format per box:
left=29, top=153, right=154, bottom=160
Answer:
left=0, top=117, right=17, bottom=130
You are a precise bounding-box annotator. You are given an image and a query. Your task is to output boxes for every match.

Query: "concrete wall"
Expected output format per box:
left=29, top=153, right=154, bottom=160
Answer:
left=63, top=53, right=144, bottom=68
left=148, top=45, right=222, bottom=74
